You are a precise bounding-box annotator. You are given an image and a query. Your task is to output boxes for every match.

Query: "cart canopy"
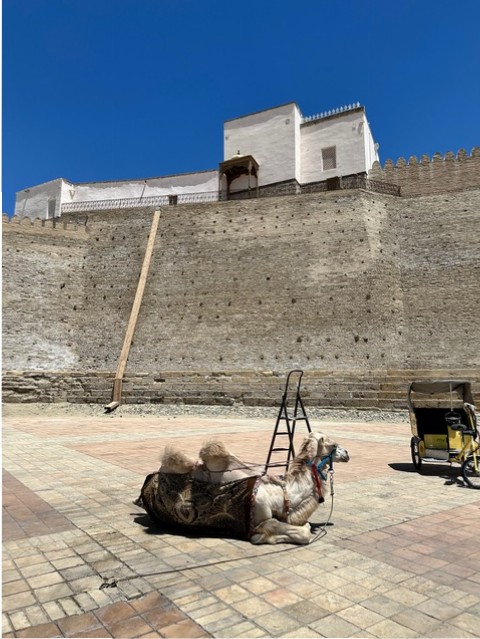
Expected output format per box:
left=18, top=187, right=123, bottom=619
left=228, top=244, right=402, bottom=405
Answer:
left=408, top=380, right=474, bottom=410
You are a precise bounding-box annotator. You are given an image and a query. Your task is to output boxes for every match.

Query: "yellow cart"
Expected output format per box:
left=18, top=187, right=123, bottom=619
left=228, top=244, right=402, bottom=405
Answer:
left=407, top=380, right=480, bottom=488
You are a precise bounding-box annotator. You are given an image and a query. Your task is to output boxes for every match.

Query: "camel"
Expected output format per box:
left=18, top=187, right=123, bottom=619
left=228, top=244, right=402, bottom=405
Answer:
left=136, top=431, right=349, bottom=545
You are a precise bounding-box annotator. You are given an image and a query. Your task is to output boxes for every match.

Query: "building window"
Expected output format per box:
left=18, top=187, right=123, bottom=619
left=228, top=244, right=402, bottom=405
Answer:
left=322, top=146, right=337, bottom=171
left=47, top=198, right=56, bottom=219
left=168, top=195, right=178, bottom=206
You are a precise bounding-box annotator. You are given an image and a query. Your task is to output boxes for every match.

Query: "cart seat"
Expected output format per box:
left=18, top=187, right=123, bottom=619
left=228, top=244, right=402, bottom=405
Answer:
left=424, top=434, right=447, bottom=449
left=449, top=423, right=476, bottom=436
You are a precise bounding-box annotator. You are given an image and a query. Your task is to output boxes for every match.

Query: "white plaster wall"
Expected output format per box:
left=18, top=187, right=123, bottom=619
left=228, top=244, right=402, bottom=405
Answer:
left=294, top=107, right=303, bottom=183
left=364, top=118, right=380, bottom=173
left=14, top=179, right=67, bottom=220
left=70, top=170, right=219, bottom=202
left=228, top=174, right=253, bottom=193
left=300, top=109, right=374, bottom=183
left=61, top=180, right=77, bottom=206
left=224, top=103, right=300, bottom=186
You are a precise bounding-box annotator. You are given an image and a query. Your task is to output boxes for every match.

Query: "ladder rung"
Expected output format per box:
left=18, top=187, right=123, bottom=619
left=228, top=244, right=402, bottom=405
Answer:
left=265, top=462, right=288, bottom=468
left=271, top=447, right=290, bottom=452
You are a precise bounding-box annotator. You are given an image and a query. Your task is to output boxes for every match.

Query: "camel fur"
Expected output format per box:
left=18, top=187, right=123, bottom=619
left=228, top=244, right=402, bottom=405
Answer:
left=160, top=439, right=263, bottom=483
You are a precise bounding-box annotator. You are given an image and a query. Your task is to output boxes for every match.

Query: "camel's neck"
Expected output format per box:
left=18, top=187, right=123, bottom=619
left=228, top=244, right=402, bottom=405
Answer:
left=285, top=465, right=318, bottom=496
left=283, top=465, right=322, bottom=525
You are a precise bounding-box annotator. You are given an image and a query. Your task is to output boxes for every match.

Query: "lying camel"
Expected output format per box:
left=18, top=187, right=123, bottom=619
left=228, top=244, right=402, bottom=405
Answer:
left=136, top=432, right=349, bottom=545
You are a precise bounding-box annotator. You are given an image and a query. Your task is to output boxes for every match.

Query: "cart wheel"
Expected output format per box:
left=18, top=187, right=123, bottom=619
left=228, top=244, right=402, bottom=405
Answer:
left=461, top=457, right=480, bottom=489
left=411, top=438, right=422, bottom=472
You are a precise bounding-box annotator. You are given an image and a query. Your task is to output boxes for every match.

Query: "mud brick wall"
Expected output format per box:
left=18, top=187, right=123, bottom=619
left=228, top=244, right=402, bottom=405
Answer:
left=3, top=179, right=480, bottom=406
left=397, top=188, right=480, bottom=368
left=71, top=209, right=155, bottom=372
left=369, top=148, right=480, bottom=197
left=2, top=218, right=90, bottom=371
left=1, top=371, right=113, bottom=404
left=124, top=190, right=404, bottom=372
left=3, top=369, right=479, bottom=409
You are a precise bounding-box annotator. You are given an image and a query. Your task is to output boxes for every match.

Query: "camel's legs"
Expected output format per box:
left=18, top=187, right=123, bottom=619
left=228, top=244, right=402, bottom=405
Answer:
left=250, top=519, right=311, bottom=545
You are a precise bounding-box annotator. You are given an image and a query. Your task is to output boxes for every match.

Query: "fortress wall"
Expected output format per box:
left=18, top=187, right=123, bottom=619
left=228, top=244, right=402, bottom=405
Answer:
left=369, top=148, right=480, bottom=196
left=2, top=216, right=90, bottom=372
left=3, top=368, right=478, bottom=407
left=3, top=184, right=480, bottom=406
left=69, top=208, right=159, bottom=372
left=126, top=191, right=404, bottom=372
left=397, top=188, right=480, bottom=368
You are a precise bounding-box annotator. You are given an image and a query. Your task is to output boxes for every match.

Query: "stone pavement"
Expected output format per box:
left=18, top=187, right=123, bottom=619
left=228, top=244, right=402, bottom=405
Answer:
left=2, top=405, right=480, bottom=638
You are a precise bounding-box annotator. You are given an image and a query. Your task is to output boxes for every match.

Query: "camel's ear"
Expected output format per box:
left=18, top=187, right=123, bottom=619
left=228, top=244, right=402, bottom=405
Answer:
left=316, top=435, right=326, bottom=454
left=299, top=435, right=315, bottom=459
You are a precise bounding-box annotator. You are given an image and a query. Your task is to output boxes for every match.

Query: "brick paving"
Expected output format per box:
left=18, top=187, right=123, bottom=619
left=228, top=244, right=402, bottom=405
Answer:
left=3, top=470, right=76, bottom=541
left=2, top=404, right=480, bottom=638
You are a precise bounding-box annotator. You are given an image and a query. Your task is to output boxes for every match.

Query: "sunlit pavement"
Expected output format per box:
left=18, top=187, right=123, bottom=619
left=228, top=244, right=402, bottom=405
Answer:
left=3, top=405, right=480, bottom=638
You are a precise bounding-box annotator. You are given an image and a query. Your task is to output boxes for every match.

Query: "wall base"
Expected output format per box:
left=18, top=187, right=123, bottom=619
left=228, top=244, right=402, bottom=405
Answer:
left=3, top=369, right=479, bottom=410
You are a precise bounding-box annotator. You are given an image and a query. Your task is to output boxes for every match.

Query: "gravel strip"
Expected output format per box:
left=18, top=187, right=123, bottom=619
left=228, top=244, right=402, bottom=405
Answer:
left=3, top=402, right=409, bottom=423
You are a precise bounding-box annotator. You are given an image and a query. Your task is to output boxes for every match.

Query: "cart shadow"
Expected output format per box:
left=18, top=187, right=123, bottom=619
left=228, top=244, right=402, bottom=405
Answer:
left=388, top=463, right=469, bottom=487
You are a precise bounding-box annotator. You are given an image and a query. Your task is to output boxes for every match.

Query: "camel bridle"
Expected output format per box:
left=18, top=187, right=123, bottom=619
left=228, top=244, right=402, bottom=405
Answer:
left=307, top=448, right=337, bottom=503
left=308, top=448, right=336, bottom=479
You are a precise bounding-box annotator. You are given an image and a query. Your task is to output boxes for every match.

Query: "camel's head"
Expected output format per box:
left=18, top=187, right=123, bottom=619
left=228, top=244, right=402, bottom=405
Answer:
left=307, top=431, right=350, bottom=464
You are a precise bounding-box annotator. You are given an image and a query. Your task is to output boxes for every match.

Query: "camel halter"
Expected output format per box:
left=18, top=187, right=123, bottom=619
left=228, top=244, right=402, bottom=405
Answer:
left=306, top=449, right=337, bottom=543
left=306, top=449, right=336, bottom=504
left=307, top=448, right=336, bottom=480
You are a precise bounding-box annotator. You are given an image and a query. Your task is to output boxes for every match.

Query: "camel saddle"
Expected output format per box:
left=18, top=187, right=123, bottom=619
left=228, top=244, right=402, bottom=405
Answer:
left=141, top=472, right=259, bottom=539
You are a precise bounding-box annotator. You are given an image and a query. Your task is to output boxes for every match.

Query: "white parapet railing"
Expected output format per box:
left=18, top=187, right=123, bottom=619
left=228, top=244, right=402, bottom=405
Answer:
left=61, top=191, right=221, bottom=213
left=61, top=173, right=400, bottom=214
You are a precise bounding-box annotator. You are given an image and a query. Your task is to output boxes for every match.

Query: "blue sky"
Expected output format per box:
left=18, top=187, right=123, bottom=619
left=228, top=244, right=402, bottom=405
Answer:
left=3, top=0, right=479, bottom=216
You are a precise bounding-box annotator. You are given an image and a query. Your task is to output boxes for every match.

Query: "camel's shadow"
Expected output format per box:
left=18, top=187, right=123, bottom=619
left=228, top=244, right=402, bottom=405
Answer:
left=132, top=512, right=332, bottom=540
left=132, top=511, right=248, bottom=540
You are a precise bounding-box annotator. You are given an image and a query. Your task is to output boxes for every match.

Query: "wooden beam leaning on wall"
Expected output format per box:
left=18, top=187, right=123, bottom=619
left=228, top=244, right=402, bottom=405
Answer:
left=105, top=209, right=162, bottom=411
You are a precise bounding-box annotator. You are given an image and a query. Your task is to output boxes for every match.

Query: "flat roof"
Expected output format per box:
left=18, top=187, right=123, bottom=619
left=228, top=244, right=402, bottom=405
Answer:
left=73, top=168, right=217, bottom=186
left=19, top=169, right=218, bottom=192
left=224, top=102, right=298, bottom=124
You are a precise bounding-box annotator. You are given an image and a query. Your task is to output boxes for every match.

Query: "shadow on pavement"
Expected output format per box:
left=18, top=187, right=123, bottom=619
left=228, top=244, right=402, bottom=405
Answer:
left=388, top=462, right=470, bottom=488
left=132, top=511, right=249, bottom=540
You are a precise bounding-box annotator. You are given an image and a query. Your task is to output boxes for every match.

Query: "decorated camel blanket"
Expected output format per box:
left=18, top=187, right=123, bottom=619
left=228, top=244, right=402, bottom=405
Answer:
left=141, top=472, right=259, bottom=539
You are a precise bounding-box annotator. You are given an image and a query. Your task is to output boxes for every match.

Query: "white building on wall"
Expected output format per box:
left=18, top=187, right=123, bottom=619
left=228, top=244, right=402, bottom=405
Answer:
left=14, top=102, right=380, bottom=219
left=221, top=102, right=378, bottom=197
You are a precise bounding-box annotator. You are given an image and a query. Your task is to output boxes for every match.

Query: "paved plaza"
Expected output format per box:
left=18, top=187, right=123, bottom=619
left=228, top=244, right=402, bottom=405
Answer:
left=2, top=404, right=480, bottom=638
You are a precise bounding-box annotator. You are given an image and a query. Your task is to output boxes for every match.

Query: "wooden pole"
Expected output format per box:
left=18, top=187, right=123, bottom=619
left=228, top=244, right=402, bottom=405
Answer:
left=106, top=209, right=161, bottom=408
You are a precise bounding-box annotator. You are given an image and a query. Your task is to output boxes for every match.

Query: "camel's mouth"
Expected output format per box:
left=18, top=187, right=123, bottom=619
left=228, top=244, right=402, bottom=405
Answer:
left=335, top=446, right=350, bottom=462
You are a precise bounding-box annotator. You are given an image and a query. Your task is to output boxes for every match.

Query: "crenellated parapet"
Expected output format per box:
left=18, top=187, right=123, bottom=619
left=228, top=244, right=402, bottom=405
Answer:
left=3, top=214, right=90, bottom=237
left=369, top=147, right=480, bottom=196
